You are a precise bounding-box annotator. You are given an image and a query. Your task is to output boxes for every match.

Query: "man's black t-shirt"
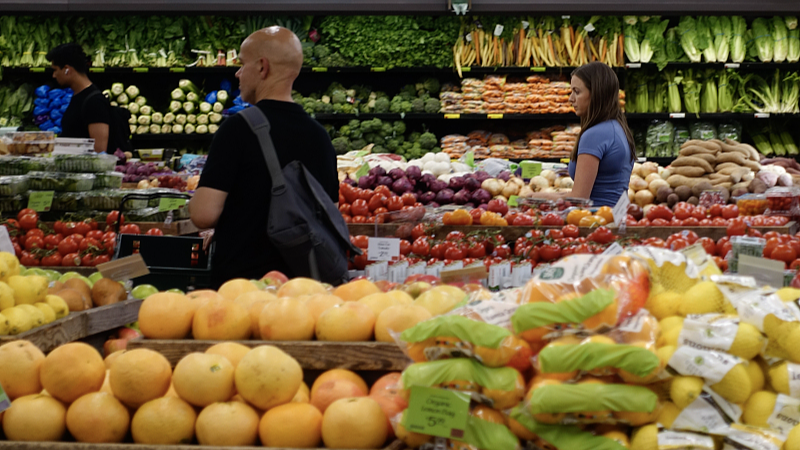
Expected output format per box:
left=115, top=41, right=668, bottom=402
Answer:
left=198, top=100, right=338, bottom=287
left=61, top=85, right=110, bottom=139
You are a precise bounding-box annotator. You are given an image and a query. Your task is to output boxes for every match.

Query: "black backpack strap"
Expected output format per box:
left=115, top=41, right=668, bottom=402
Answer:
left=238, top=107, right=286, bottom=195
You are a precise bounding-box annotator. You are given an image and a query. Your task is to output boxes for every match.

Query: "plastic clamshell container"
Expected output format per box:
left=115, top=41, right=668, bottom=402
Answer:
left=124, top=207, right=169, bottom=222
left=0, top=156, right=53, bottom=175
left=93, top=171, right=124, bottom=189
left=766, top=187, right=800, bottom=216
left=735, top=193, right=769, bottom=216
left=26, top=171, right=95, bottom=192
left=51, top=192, right=84, bottom=212
left=729, top=235, right=767, bottom=273
left=0, top=194, right=26, bottom=211
left=0, top=175, right=28, bottom=197
left=145, top=188, right=182, bottom=207
left=54, top=153, right=118, bottom=173
left=7, top=131, right=55, bottom=155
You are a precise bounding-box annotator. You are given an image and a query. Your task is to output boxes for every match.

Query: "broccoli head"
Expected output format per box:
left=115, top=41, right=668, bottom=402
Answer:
left=333, top=103, right=344, bottom=113
left=424, top=98, right=441, bottom=113
left=399, top=101, right=413, bottom=113
left=331, top=136, right=350, bottom=154
left=401, top=141, right=414, bottom=150
left=392, top=121, right=406, bottom=135
left=314, top=102, right=334, bottom=114
left=338, top=125, right=352, bottom=138
left=389, top=102, right=403, bottom=114
left=390, top=95, right=403, bottom=104
left=411, top=98, right=425, bottom=113
left=370, top=118, right=382, bottom=129
left=386, top=139, right=400, bottom=152
left=381, top=123, right=393, bottom=136
left=313, top=45, right=331, bottom=59
left=374, top=97, right=390, bottom=113
left=408, top=131, right=421, bottom=143
left=364, top=133, right=378, bottom=143
left=400, top=85, right=417, bottom=100
left=322, top=124, right=335, bottom=137
left=326, top=83, right=346, bottom=95
left=418, top=132, right=437, bottom=150
left=359, top=104, right=371, bottom=114
left=348, top=119, right=361, bottom=129
left=372, top=145, right=388, bottom=154
left=331, top=92, right=347, bottom=105
left=340, top=104, right=354, bottom=114
left=302, top=46, right=313, bottom=62
left=350, top=138, right=366, bottom=150
left=396, top=135, right=405, bottom=144
left=423, top=78, right=441, bottom=94
left=431, top=146, right=442, bottom=153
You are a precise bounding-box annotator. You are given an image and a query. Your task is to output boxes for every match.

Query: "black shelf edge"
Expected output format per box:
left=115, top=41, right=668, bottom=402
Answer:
left=314, top=113, right=579, bottom=120
left=626, top=113, right=800, bottom=120
left=131, top=134, right=214, bottom=142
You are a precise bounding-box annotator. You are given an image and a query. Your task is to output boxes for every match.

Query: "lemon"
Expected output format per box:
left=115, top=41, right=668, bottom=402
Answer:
left=16, top=304, right=45, bottom=328
left=710, top=363, right=751, bottom=404
left=780, top=325, right=800, bottom=363
left=768, top=361, right=791, bottom=395
left=658, top=401, right=681, bottom=429
left=659, top=316, right=684, bottom=334
left=785, top=424, right=800, bottom=450
left=8, top=275, right=47, bottom=305
left=0, top=252, right=20, bottom=278
left=630, top=424, right=658, bottom=450
left=729, top=323, right=766, bottom=360
left=0, top=311, right=9, bottom=335
left=45, top=295, right=69, bottom=319
left=656, top=345, right=676, bottom=367
left=671, top=376, right=705, bottom=409
left=776, top=287, right=800, bottom=303
left=650, top=261, right=698, bottom=294
left=1, top=306, right=32, bottom=335
left=34, top=303, right=56, bottom=324
left=657, top=326, right=682, bottom=348
left=745, top=359, right=765, bottom=393
left=679, top=281, right=726, bottom=316
left=646, top=291, right=682, bottom=320
left=0, top=281, right=13, bottom=310
left=742, top=391, right=777, bottom=427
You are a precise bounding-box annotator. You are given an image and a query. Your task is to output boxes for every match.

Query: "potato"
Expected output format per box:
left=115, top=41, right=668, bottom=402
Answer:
left=667, top=193, right=680, bottom=207
left=749, top=178, right=768, bottom=194
left=656, top=186, right=673, bottom=203
left=630, top=175, right=648, bottom=192
left=731, top=188, right=749, bottom=198
left=648, top=178, right=669, bottom=196
left=692, top=181, right=713, bottom=197
left=675, top=185, right=692, bottom=201
left=687, top=196, right=699, bottom=206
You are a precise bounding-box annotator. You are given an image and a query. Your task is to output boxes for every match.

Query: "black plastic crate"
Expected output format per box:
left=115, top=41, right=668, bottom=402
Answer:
left=114, top=234, right=213, bottom=292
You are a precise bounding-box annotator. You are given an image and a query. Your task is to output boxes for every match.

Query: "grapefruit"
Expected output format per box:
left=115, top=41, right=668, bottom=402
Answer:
left=205, top=342, right=251, bottom=368
left=196, top=401, right=260, bottom=446
left=172, top=352, right=235, bottom=407
left=1, top=394, right=66, bottom=441
left=311, top=369, right=369, bottom=398
left=138, top=292, right=194, bottom=339
left=0, top=340, right=45, bottom=399
left=322, top=397, right=388, bottom=449
left=218, top=278, right=259, bottom=301
left=40, top=342, right=105, bottom=404
left=374, top=304, right=431, bottom=343
left=310, top=379, right=367, bottom=413
left=109, top=348, right=172, bottom=408
left=304, top=294, right=344, bottom=321
left=332, top=279, right=381, bottom=301
left=193, top=299, right=251, bottom=340
left=66, top=392, right=130, bottom=443
left=259, top=298, right=315, bottom=340
left=277, top=278, right=327, bottom=298
left=234, top=345, right=303, bottom=410
left=186, top=289, right=224, bottom=312
left=131, top=396, right=197, bottom=445
left=315, top=302, right=376, bottom=341
left=259, top=402, right=322, bottom=448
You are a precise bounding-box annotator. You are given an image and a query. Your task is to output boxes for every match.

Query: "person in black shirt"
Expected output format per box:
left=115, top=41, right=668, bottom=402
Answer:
left=47, top=43, right=111, bottom=153
left=189, top=27, right=339, bottom=287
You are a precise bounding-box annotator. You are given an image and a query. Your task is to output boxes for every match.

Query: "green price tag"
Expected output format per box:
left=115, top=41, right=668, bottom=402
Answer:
left=0, top=383, right=9, bottom=413
left=532, top=67, right=546, bottom=72
left=520, top=161, right=542, bottom=179
left=169, top=67, right=186, bottom=73
left=312, top=67, right=328, bottom=72
left=158, top=197, right=187, bottom=212
left=371, top=67, right=386, bottom=72
left=133, top=68, right=149, bottom=73
left=508, top=195, right=519, bottom=207
left=28, top=191, right=54, bottom=212
left=355, top=150, right=370, bottom=158
left=30, top=67, right=45, bottom=73
left=403, top=386, right=469, bottom=439
left=465, top=151, right=475, bottom=168
left=355, top=163, right=370, bottom=179
left=461, top=67, right=472, bottom=72
left=90, top=67, right=106, bottom=73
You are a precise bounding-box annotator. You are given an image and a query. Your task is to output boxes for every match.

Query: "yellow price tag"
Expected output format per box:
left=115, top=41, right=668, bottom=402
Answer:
left=532, top=67, right=546, bottom=72
left=133, top=68, right=149, bottom=73
left=444, top=114, right=461, bottom=119
left=28, top=191, right=54, bottom=212
left=169, top=67, right=186, bottom=73
left=30, top=68, right=45, bottom=73
left=461, top=67, right=472, bottom=72
left=312, top=67, right=328, bottom=72
left=560, top=158, right=570, bottom=163
left=371, top=67, right=386, bottom=72
left=487, top=114, right=503, bottom=119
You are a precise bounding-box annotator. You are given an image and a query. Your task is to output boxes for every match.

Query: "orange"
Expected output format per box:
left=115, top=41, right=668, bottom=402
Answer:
left=358, top=292, right=402, bottom=317
left=617, top=313, right=660, bottom=343
left=233, top=290, right=277, bottom=339
left=196, top=401, right=260, bottom=446
left=613, top=404, right=662, bottom=426
left=520, top=281, right=566, bottom=303
left=582, top=297, right=619, bottom=331
left=0, top=340, right=45, bottom=399
left=40, top=342, right=105, bottom=404
left=192, top=299, right=251, bottom=340
left=311, top=369, right=369, bottom=398
left=310, top=379, right=367, bottom=413
left=292, top=382, right=310, bottom=403
left=186, top=289, right=225, bottom=312
left=218, top=278, right=258, bottom=301
left=304, top=294, right=344, bottom=321
left=259, top=298, right=315, bottom=340
left=109, top=348, right=172, bottom=408
left=259, top=402, right=322, bottom=448
left=131, top=396, right=197, bottom=444
left=315, top=302, right=376, bottom=341
left=374, top=304, right=431, bottom=343
left=172, top=352, right=235, bottom=407
left=331, top=279, right=380, bottom=301
left=321, top=397, right=388, bottom=449
left=566, top=209, right=591, bottom=226
left=471, top=405, right=506, bottom=425
left=103, top=350, right=125, bottom=370
left=617, top=341, right=662, bottom=384
left=205, top=342, right=251, bottom=368
left=395, top=410, right=432, bottom=448
left=234, top=345, right=303, bottom=411
left=277, top=278, right=328, bottom=298
left=66, top=392, right=130, bottom=443
left=138, top=292, right=194, bottom=339
left=1, top=394, right=66, bottom=441
left=473, top=338, right=516, bottom=368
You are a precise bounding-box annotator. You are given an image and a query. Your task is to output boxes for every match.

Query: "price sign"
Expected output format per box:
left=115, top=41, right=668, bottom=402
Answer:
left=461, top=67, right=472, bottom=72
left=133, top=68, right=149, bottom=73
left=531, top=67, right=546, bottom=72
left=520, top=161, right=542, bottom=179
left=0, top=384, right=9, bottom=413
left=158, top=197, right=187, bottom=212
left=90, top=67, right=106, bottom=73
left=626, top=63, right=642, bottom=69
left=669, top=113, right=686, bottom=119
left=367, top=237, right=401, bottom=261
left=371, top=67, right=387, bottom=72
left=487, top=113, right=503, bottom=119
left=724, top=63, right=741, bottom=69
left=444, top=114, right=461, bottom=119
left=755, top=113, right=770, bottom=119
left=169, top=67, right=186, bottom=73
left=355, top=163, right=370, bottom=179
left=27, top=191, right=54, bottom=212
left=612, top=191, right=630, bottom=227
left=493, top=24, right=504, bottom=36
left=403, top=386, right=470, bottom=439
left=30, top=67, right=45, bottom=73
left=507, top=195, right=519, bottom=207
left=464, top=151, right=475, bottom=168
left=311, top=67, right=328, bottom=72
left=738, top=254, right=786, bottom=287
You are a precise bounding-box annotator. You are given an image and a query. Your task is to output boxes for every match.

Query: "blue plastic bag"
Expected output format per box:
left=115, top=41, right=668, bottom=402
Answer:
left=49, top=98, right=63, bottom=109
left=54, top=117, right=61, bottom=126
left=60, top=103, right=69, bottom=113
left=50, top=109, right=63, bottom=121
left=35, top=85, right=51, bottom=97
left=34, top=98, right=49, bottom=107
left=205, top=92, right=217, bottom=104
left=220, top=79, right=232, bottom=92
left=33, top=106, right=50, bottom=116
left=47, top=89, right=65, bottom=99
left=40, top=120, right=55, bottom=130
left=51, top=126, right=61, bottom=134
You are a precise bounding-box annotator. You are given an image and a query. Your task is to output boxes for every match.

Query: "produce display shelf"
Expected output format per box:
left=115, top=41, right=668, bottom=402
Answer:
left=626, top=62, right=800, bottom=70
left=314, top=113, right=579, bottom=121
left=127, top=338, right=410, bottom=371
left=0, top=298, right=142, bottom=353
left=0, top=441, right=406, bottom=450
left=131, top=134, right=216, bottom=143
left=348, top=222, right=799, bottom=241
left=626, top=113, right=800, bottom=120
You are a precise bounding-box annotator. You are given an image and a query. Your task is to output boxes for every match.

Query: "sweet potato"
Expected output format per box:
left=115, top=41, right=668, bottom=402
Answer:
left=667, top=175, right=703, bottom=188
left=680, top=146, right=718, bottom=158
left=672, top=156, right=714, bottom=173
left=671, top=166, right=707, bottom=177
left=682, top=139, right=721, bottom=152
left=715, top=162, right=743, bottom=172
left=691, top=153, right=718, bottom=165
left=716, top=152, right=747, bottom=166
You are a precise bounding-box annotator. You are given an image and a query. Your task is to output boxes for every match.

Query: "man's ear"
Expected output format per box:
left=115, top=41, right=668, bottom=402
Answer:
left=260, top=57, right=270, bottom=80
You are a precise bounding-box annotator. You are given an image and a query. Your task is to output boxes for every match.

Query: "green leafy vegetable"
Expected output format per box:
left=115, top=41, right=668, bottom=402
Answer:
left=752, top=18, right=774, bottom=62
left=773, top=16, right=789, bottom=63
left=730, top=16, right=748, bottom=63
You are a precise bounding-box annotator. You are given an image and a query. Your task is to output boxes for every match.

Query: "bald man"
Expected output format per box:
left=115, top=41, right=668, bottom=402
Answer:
left=189, top=27, right=339, bottom=287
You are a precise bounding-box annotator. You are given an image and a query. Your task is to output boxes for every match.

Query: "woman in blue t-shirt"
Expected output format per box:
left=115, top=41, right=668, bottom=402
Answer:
left=531, top=62, right=635, bottom=207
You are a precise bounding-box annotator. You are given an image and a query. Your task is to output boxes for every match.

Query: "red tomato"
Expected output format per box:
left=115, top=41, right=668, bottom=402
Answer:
left=444, top=246, right=466, bottom=260
left=399, top=240, right=412, bottom=256
left=430, top=244, right=446, bottom=260
left=540, top=213, right=564, bottom=226
left=368, top=194, right=387, bottom=212
left=12, top=242, right=21, bottom=257
left=19, top=251, right=39, bottom=266
left=626, top=217, right=639, bottom=227
left=699, top=218, right=713, bottom=226
left=709, top=204, right=723, bottom=217
left=791, top=259, right=800, bottom=271
left=763, top=231, right=782, bottom=241
left=713, top=256, right=728, bottom=272
left=691, top=206, right=707, bottom=220
left=3, top=219, right=19, bottom=232
left=682, top=218, right=700, bottom=226
left=401, top=193, right=416, bottom=206
left=94, top=255, right=111, bottom=265
left=352, top=215, right=367, bottom=223
left=651, top=218, right=670, bottom=226
left=669, top=238, right=689, bottom=251
left=103, top=239, right=116, bottom=255
left=26, top=229, right=44, bottom=239
left=411, top=224, right=431, bottom=241
left=467, top=242, right=486, bottom=258
left=637, top=218, right=651, bottom=227
left=146, top=228, right=164, bottom=236
left=16, top=208, right=36, bottom=221
left=446, top=231, right=466, bottom=241
left=646, top=205, right=674, bottom=222
left=386, top=196, right=404, bottom=212
left=674, top=207, right=692, bottom=221
left=711, top=217, right=727, bottom=227
left=546, top=229, right=564, bottom=240
left=727, top=221, right=747, bottom=237
left=102, top=231, right=117, bottom=242
left=106, top=211, right=125, bottom=227
left=353, top=251, right=368, bottom=270
left=560, top=224, right=579, bottom=238
left=352, top=235, right=369, bottom=249
left=747, top=228, right=763, bottom=238
left=788, top=240, right=800, bottom=256
left=469, top=208, right=484, bottom=223
left=722, top=205, right=739, bottom=219
left=41, top=252, right=62, bottom=267
left=511, top=214, right=535, bottom=226
left=43, top=234, right=61, bottom=250
left=74, top=221, right=91, bottom=236
left=358, top=189, right=374, bottom=201
left=679, top=230, right=699, bottom=244
left=24, top=235, right=44, bottom=251
left=81, top=253, right=96, bottom=267
left=538, top=244, right=562, bottom=262
left=119, top=224, right=141, bottom=235
left=86, top=230, right=104, bottom=240
left=62, top=222, right=78, bottom=235
left=374, top=185, right=391, bottom=198
left=340, top=184, right=360, bottom=204
left=772, top=245, right=797, bottom=265
left=698, top=237, right=716, bottom=256
left=79, top=237, right=102, bottom=252
left=339, top=204, right=352, bottom=215
left=57, top=238, right=78, bottom=256
left=588, top=227, right=615, bottom=245
left=18, top=213, right=38, bottom=231
left=493, top=245, right=511, bottom=258
left=351, top=199, right=369, bottom=216
left=642, top=237, right=666, bottom=248
left=763, top=238, right=782, bottom=258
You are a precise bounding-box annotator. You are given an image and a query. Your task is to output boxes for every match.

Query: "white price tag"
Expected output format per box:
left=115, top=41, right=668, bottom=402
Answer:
left=658, top=431, right=715, bottom=449
left=0, top=226, right=15, bottom=255
left=511, top=262, right=533, bottom=287
left=668, top=347, right=742, bottom=384
left=465, top=33, right=473, bottom=42
left=583, top=23, right=595, bottom=32
left=408, top=262, right=426, bottom=277
left=755, top=113, right=771, bottom=119
left=367, top=237, right=400, bottom=262
left=426, top=261, right=444, bottom=278
left=612, top=191, right=630, bottom=227
left=493, top=24, right=504, bottom=36
left=365, top=261, right=389, bottom=281
left=671, top=388, right=741, bottom=436
left=388, top=261, right=409, bottom=284
left=670, top=113, right=686, bottom=119
left=561, top=15, right=571, bottom=19
left=521, top=21, right=530, bottom=30
left=488, top=261, right=511, bottom=289
left=724, top=63, right=741, bottom=69
left=626, top=63, right=642, bottom=69
left=737, top=255, right=785, bottom=288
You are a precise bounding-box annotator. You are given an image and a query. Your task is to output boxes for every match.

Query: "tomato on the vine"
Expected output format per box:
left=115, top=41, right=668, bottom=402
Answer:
left=430, top=244, right=446, bottom=260
left=24, top=235, right=44, bottom=251
left=74, top=221, right=91, bottom=236
left=94, top=255, right=111, bottom=265
left=771, top=244, right=797, bottom=265
left=44, top=234, right=61, bottom=250
left=562, top=224, right=580, bottom=238
left=41, top=252, right=62, bottom=267
left=399, top=240, right=412, bottom=255
left=145, top=228, right=164, bottom=236
left=18, top=213, right=38, bottom=231
left=697, top=237, right=716, bottom=256
left=79, top=237, right=102, bottom=252
left=722, top=205, right=739, bottom=219
left=57, top=238, right=79, bottom=256
left=541, top=213, right=564, bottom=226
left=411, top=238, right=430, bottom=256
left=120, top=224, right=141, bottom=235
left=467, top=242, right=486, bottom=258
left=352, top=235, right=369, bottom=249
left=587, top=226, right=615, bottom=245
left=81, top=253, right=97, bottom=267
left=16, top=209, right=36, bottom=221
left=545, top=229, right=564, bottom=240
left=19, top=251, right=39, bottom=266
left=539, top=244, right=562, bottom=261
left=791, top=259, right=800, bottom=271
left=446, top=231, right=466, bottom=241
left=444, top=246, right=466, bottom=260
left=709, top=204, right=723, bottom=217
left=493, top=245, right=511, bottom=258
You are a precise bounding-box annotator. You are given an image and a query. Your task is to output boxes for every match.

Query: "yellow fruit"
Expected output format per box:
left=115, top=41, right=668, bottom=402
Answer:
left=196, top=401, right=260, bottom=446
left=259, top=402, right=322, bottom=448
left=776, top=287, right=800, bottom=302
left=278, top=278, right=328, bottom=298
left=0, top=281, right=14, bottom=310
left=657, top=326, right=681, bottom=348
left=358, top=293, right=402, bottom=317
left=304, top=294, right=344, bottom=321
left=34, top=302, right=56, bottom=324
left=649, top=261, right=698, bottom=294
left=710, top=364, right=751, bottom=404
left=413, top=286, right=466, bottom=316
left=109, top=348, right=172, bottom=408
left=786, top=424, right=800, bottom=450
left=321, top=397, right=388, bottom=449
left=0, top=252, right=20, bottom=278
left=16, top=304, right=45, bottom=328
left=658, top=401, right=681, bottom=428
left=602, top=430, right=630, bottom=448
left=646, top=291, right=682, bottom=320
left=656, top=345, right=677, bottom=367
left=1, top=394, right=66, bottom=441
left=385, top=290, right=414, bottom=305
left=45, top=295, right=69, bottom=319
left=0, top=312, right=7, bottom=335
left=670, top=376, right=704, bottom=409
left=0, top=340, right=45, bottom=399
left=205, top=342, right=251, bottom=369
left=131, top=396, right=197, bottom=445
left=742, top=391, right=777, bottom=427
left=193, top=299, right=252, bottom=340
left=218, top=278, right=259, bottom=301
left=768, top=361, right=791, bottom=395
left=729, top=323, right=766, bottom=360
left=172, top=352, right=235, bottom=407
left=40, top=342, right=105, bottom=403
left=292, top=382, right=310, bottom=403
left=679, top=281, right=725, bottom=316
left=779, top=324, right=800, bottom=363
left=315, top=302, right=376, bottom=342
left=258, top=298, right=315, bottom=341
left=745, top=360, right=766, bottom=393
left=331, top=279, right=381, bottom=301
left=659, top=316, right=684, bottom=334
left=235, top=345, right=303, bottom=411
left=374, top=304, right=432, bottom=343
left=138, top=292, right=194, bottom=339
left=66, top=392, right=130, bottom=443
left=2, top=306, right=32, bottom=334
left=630, top=424, right=658, bottom=450
left=8, top=275, right=47, bottom=305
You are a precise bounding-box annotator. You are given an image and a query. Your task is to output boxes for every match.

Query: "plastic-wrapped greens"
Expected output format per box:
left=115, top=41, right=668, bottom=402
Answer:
left=111, top=83, right=125, bottom=96
left=172, top=124, right=184, bottom=134
left=186, top=92, right=200, bottom=103
left=137, top=115, right=151, bottom=126
left=183, top=102, right=196, bottom=114
left=117, top=93, right=129, bottom=105
left=717, top=121, right=742, bottom=142
left=645, top=120, right=675, bottom=157
left=209, top=113, right=222, bottom=124
left=169, top=101, right=182, bottom=113
left=690, top=122, right=717, bottom=140
left=212, top=102, right=224, bottom=113
left=136, top=125, right=149, bottom=135
left=672, top=123, right=691, bottom=156
left=125, top=85, right=140, bottom=99
left=139, top=105, right=153, bottom=116
left=161, top=124, right=171, bottom=134
left=135, top=96, right=147, bottom=107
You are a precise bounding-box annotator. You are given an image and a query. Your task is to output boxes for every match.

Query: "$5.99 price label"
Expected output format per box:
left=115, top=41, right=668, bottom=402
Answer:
left=402, top=386, right=470, bottom=439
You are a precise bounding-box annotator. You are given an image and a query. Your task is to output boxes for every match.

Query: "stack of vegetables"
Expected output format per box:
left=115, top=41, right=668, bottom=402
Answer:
left=292, top=80, right=441, bottom=116
left=638, top=121, right=742, bottom=158
left=440, top=125, right=580, bottom=160
left=162, top=79, right=228, bottom=135
left=439, top=75, right=574, bottom=115
left=747, top=123, right=799, bottom=156
left=0, top=83, right=33, bottom=128
left=327, top=118, right=440, bottom=158
left=32, top=85, right=70, bottom=134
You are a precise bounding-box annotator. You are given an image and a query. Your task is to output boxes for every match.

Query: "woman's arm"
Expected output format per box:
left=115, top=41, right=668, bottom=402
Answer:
left=528, top=154, right=600, bottom=200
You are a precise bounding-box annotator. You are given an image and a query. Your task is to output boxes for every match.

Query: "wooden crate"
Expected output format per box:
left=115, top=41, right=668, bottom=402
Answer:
left=0, top=440, right=407, bottom=450
left=0, top=299, right=142, bottom=353
left=39, top=220, right=200, bottom=237
left=127, top=338, right=410, bottom=371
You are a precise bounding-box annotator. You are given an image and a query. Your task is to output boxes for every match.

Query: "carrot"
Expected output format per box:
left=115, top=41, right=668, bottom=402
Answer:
left=473, top=31, right=480, bottom=65
left=547, top=34, right=557, bottom=66
left=618, top=34, right=624, bottom=67
left=599, top=37, right=607, bottom=64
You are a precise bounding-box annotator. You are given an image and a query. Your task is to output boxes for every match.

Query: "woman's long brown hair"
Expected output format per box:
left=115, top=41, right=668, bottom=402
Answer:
left=570, top=62, right=636, bottom=162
